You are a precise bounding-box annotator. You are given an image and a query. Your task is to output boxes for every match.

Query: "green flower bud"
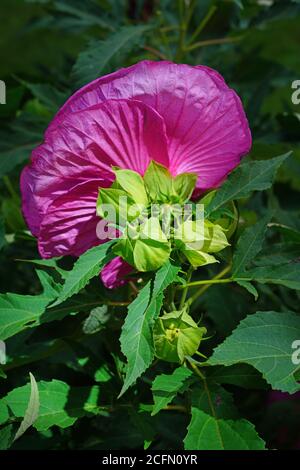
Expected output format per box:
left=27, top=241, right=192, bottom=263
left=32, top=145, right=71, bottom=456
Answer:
left=144, top=161, right=197, bottom=204
left=153, top=308, right=207, bottom=363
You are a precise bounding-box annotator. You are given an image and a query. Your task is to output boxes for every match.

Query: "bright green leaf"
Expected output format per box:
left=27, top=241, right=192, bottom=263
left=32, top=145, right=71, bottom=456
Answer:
left=184, top=408, right=266, bottom=450
left=3, top=379, right=100, bottom=431
left=151, top=366, right=193, bottom=415
left=119, top=262, right=179, bottom=396
left=52, top=241, right=115, bottom=307
left=206, top=153, right=290, bottom=216
left=209, top=311, right=300, bottom=393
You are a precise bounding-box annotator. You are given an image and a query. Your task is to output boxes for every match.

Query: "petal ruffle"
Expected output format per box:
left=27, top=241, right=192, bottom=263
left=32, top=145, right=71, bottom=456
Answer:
left=48, top=61, right=251, bottom=192
left=101, top=256, right=133, bottom=289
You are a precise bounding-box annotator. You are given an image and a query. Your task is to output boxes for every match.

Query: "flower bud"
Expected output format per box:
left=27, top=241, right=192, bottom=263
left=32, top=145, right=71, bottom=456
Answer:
left=153, top=308, right=207, bottom=363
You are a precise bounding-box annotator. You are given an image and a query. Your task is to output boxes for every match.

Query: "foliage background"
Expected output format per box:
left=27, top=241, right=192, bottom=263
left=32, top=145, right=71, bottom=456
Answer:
left=0, top=0, right=300, bottom=450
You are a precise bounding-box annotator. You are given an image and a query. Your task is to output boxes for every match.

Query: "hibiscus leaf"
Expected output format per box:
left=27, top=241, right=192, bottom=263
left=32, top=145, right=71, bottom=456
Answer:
left=209, top=311, right=300, bottom=393
left=72, top=25, right=152, bottom=87
left=151, top=366, right=193, bottom=416
left=232, top=214, right=271, bottom=275
left=0, top=425, right=14, bottom=450
left=206, top=153, right=290, bottom=215
left=235, top=263, right=300, bottom=290
left=119, top=261, right=180, bottom=396
left=184, top=408, right=265, bottom=450
left=13, top=373, right=40, bottom=442
left=0, top=276, right=57, bottom=341
left=51, top=241, right=115, bottom=307
left=3, top=379, right=100, bottom=431
left=0, top=113, right=46, bottom=178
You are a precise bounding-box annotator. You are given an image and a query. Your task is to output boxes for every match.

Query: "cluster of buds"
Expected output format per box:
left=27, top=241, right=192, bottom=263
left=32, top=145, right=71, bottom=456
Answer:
left=97, top=161, right=233, bottom=272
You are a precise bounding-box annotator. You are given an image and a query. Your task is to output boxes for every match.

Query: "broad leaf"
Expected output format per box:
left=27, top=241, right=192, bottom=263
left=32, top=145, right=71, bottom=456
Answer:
left=184, top=408, right=265, bottom=450
left=232, top=214, right=271, bottom=275
left=236, top=263, right=300, bottom=290
left=14, top=372, right=40, bottom=441
left=207, top=364, right=267, bottom=389
left=3, top=379, right=100, bottom=431
left=0, top=425, right=13, bottom=450
left=206, top=153, right=290, bottom=215
left=0, top=291, right=53, bottom=341
left=191, top=383, right=239, bottom=420
left=119, top=261, right=179, bottom=396
left=209, top=311, right=300, bottom=393
left=151, top=366, right=193, bottom=416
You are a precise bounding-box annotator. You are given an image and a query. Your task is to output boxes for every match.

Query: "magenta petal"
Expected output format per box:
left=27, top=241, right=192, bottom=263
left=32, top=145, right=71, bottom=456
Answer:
left=49, top=60, right=251, bottom=191
left=101, top=257, right=133, bottom=289
left=21, top=98, right=169, bottom=239
left=52, top=99, right=169, bottom=175
left=38, top=181, right=101, bottom=258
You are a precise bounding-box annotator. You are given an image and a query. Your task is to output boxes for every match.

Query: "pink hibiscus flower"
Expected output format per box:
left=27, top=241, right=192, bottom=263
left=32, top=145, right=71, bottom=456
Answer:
left=21, top=60, right=251, bottom=288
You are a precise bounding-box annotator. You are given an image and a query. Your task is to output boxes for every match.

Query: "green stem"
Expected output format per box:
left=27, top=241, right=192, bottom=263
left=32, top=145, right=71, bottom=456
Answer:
left=188, top=358, right=224, bottom=448
left=186, top=264, right=232, bottom=306
left=175, top=0, right=196, bottom=61
left=179, top=265, right=194, bottom=309
left=187, top=5, right=217, bottom=46
left=182, top=277, right=232, bottom=288
left=185, top=35, right=243, bottom=52
left=3, top=176, right=19, bottom=202
left=143, top=45, right=168, bottom=60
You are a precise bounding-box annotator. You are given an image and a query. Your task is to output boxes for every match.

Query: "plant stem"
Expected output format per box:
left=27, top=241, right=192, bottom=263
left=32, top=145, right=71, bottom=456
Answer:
left=143, top=45, right=168, bottom=60
left=186, top=264, right=232, bottom=306
left=3, top=175, right=19, bottom=202
left=182, top=277, right=232, bottom=288
left=179, top=265, right=193, bottom=309
left=187, top=5, right=217, bottom=45
left=188, top=358, right=221, bottom=436
left=185, top=35, right=243, bottom=52
left=175, top=0, right=196, bottom=61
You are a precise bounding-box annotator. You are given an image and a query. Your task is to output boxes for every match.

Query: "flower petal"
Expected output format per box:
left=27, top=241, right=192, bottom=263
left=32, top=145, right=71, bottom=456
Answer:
left=38, top=181, right=101, bottom=258
left=49, top=60, right=251, bottom=192
left=21, top=98, right=169, bottom=240
left=101, top=256, right=133, bottom=289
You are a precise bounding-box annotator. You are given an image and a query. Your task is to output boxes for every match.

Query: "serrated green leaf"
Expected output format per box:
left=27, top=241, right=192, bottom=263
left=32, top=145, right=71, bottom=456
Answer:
left=0, top=401, right=9, bottom=425
left=3, top=379, right=100, bottom=431
left=151, top=366, right=193, bottom=416
left=0, top=425, right=13, bottom=450
left=14, top=372, right=39, bottom=441
left=0, top=291, right=53, bottom=341
left=83, top=305, right=109, bottom=335
left=119, top=261, right=179, bottom=396
left=0, top=113, right=46, bottom=178
left=184, top=408, right=265, bottom=450
left=232, top=214, right=271, bottom=275
left=52, top=241, right=114, bottom=307
left=206, top=153, right=290, bottom=216
left=236, top=280, right=258, bottom=300
left=209, top=311, right=300, bottom=393
left=236, top=263, right=300, bottom=290
left=72, top=25, right=152, bottom=86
